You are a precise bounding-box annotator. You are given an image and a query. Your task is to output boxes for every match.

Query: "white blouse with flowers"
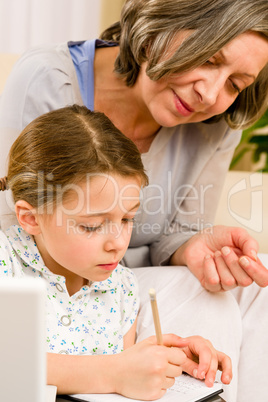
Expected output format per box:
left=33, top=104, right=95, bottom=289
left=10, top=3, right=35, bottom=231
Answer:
left=0, top=225, right=139, bottom=355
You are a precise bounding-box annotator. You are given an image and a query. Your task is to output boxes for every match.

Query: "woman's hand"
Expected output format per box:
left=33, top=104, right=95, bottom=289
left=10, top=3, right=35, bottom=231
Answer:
left=114, top=334, right=188, bottom=401
left=176, top=335, right=232, bottom=387
left=171, top=225, right=268, bottom=292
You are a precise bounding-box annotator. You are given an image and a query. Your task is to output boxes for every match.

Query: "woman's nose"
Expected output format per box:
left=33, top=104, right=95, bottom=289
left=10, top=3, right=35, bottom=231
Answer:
left=195, top=71, right=225, bottom=107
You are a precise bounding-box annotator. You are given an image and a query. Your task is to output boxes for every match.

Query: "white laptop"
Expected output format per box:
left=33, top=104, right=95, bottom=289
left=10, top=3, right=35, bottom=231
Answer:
left=0, top=277, right=56, bottom=402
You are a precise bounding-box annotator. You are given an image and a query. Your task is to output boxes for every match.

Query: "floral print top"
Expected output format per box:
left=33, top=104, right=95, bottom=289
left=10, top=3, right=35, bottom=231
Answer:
left=0, top=225, right=139, bottom=355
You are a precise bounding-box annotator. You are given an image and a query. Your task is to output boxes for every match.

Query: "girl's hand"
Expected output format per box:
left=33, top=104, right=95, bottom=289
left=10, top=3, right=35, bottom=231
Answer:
left=172, top=225, right=268, bottom=292
left=176, top=336, right=232, bottom=387
left=114, top=334, right=188, bottom=401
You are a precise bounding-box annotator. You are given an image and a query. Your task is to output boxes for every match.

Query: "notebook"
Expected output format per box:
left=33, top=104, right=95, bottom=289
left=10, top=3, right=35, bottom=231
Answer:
left=0, top=277, right=56, bottom=402
left=65, top=373, right=223, bottom=402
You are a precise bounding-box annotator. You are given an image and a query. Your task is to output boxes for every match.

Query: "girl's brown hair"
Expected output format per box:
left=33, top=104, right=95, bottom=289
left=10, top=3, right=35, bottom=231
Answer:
left=101, top=0, right=268, bottom=129
left=4, top=105, right=148, bottom=209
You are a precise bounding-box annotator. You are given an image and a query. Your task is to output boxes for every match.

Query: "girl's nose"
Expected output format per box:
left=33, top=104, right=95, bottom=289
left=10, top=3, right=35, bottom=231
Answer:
left=104, top=223, right=129, bottom=252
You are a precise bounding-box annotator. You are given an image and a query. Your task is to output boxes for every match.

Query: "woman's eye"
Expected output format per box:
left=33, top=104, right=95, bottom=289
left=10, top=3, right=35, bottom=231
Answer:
left=229, top=80, right=241, bottom=94
left=205, top=57, right=216, bottom=66
left=205, top=60, right=214, bottom=66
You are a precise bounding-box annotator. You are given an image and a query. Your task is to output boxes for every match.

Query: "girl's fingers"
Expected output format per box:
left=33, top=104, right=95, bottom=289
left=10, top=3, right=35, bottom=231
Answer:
left=161, top=333, right=189, bottom=348
left=167, top=346, right=187, bottom=367
left=180, top=357, right=199, bottom=378
left=163, top=376, right=176, bottom=390
left=194, top=345, right=215, bottom=382
left=180, top=342, right=213, bottom=380
left=166, top=363, right=183, bottom=379
left=203, top=352, right=218, bottom=387
left=216, top=351, right=233, bottom=384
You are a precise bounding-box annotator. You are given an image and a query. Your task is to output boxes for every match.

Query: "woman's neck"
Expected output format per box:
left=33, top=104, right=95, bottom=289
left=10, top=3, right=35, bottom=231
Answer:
left=94, top=47, right=161, bottom=153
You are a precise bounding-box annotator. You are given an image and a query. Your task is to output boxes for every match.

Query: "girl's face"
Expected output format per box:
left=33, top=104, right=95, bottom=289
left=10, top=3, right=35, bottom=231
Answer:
left=137, top=31, right=268, bottom=127
left=34, top=174, right=141, bottom=288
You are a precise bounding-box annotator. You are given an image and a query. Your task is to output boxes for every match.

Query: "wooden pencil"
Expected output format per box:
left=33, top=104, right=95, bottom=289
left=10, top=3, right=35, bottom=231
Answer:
left=149, top=288, right=163, bottom=345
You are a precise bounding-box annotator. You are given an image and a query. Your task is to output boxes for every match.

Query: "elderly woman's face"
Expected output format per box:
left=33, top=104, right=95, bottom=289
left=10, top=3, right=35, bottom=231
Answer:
left=137, top=31, right=268, bottom=127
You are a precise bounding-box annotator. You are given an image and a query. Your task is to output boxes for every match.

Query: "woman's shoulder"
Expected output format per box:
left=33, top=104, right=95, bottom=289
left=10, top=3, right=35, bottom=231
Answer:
left=12, top=42, right=73, bottom=80
left=1, top=42, right=74, bottom=106
left=0, top=42, right=83, bottom=131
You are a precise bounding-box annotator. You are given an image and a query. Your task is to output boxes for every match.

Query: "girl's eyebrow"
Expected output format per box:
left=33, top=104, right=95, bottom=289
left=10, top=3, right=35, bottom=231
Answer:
left=129, top=201, right=141, bottom=211
left=77, top=202, right=141, bottom=218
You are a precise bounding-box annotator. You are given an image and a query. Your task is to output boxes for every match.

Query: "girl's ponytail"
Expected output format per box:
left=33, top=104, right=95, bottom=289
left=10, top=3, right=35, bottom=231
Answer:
left=0, top=177, right=8, bottom=191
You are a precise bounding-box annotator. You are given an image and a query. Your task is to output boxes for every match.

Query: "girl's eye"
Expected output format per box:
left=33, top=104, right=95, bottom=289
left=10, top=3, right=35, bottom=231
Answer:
left=80, top=224, right=102, bottom=233
left=122, top=217, right=136, bottom=224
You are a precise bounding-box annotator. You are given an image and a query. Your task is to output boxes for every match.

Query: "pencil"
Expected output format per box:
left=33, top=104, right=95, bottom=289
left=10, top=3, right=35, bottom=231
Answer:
left=149, top=288, right=163, bottom=345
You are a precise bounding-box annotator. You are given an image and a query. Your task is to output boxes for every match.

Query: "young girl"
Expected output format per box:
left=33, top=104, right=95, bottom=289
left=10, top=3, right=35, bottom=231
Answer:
left=0, top=105, right=232, bottom=400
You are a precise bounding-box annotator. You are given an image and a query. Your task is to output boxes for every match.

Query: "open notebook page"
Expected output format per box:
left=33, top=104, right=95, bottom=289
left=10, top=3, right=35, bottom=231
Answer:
left=68, top=374, right=223, bottom=402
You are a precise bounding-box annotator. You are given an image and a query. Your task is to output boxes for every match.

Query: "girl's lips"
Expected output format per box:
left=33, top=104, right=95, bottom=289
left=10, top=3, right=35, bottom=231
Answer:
left=97, top=262, right=118, bottom=271
left=173, top=91, right=194, bottom=116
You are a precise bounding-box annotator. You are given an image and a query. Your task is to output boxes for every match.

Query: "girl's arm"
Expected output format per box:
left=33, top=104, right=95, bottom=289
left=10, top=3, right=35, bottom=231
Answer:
left=47, top=334, right=187, bottom=400
left=47, top=352, right=117, bottom=395
left=48, top=333, right=232, bottom=399
left=123, top=318, right=137, bottom=349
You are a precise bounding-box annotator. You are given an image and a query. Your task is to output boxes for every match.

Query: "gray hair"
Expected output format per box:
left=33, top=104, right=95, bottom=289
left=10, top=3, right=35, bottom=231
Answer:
left=100, top=0, right=268, bottom=129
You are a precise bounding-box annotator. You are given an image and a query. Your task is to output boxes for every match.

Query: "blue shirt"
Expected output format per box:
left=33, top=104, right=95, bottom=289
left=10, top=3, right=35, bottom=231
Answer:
left=68, top=39, right=118, bottom=110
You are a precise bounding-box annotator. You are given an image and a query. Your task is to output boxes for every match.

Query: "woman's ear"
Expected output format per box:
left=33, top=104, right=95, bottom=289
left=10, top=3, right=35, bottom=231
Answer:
left=15, top=200, right=41, bottom=235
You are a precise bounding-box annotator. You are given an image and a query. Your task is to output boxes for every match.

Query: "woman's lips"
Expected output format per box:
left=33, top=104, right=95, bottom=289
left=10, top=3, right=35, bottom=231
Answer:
left=97, top=262, right=118, bottom=271
left=173, top=91, right=194, bottom=116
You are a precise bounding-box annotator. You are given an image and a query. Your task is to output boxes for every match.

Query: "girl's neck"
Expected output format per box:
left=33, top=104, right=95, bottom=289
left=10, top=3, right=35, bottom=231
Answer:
left=94, top=47, right=161, bottom=153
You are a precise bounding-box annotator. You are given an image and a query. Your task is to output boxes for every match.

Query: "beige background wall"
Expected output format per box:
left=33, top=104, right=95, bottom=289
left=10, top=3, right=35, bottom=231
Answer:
left=0, top=0, right=101, bottom=54
left=100, top=0, right=125, bottom=33
left=0, top=1, right=125, bottom=54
